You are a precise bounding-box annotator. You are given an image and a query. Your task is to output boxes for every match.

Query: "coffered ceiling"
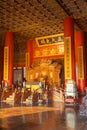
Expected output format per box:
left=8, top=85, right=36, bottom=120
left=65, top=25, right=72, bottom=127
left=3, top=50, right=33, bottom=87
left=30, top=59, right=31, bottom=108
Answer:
left=0, top=0, right=87, bottom=45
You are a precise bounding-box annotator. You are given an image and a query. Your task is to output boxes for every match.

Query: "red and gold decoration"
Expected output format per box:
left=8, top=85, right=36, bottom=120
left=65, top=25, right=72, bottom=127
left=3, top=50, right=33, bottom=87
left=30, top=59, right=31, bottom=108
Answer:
left=35, top=33, right=64, bottom=46
left=78, top=46, right=84, bottom=79
left=26, top=34, right=64, bottom=86
left=64, top=37, right=72, bottom=79
left=3, top=47, right=9, bottom=80
left=34, top=44, right=64, bottom=59
left=0, top=46, right=4, bottom=84
left=34, top=33, right=64, bottom=59
left=26, top=52, right=30, bottom=81
left=26, top=40, right=34, bottom=67
left=64, top=17, right=76, bottom=84
left=75, top=31, right=86, bottom=93
left=4, top=31, right=14, bottom=87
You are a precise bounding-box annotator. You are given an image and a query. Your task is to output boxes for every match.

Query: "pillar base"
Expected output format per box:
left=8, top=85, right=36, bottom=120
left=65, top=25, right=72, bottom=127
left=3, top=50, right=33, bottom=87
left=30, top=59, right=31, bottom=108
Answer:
left=78, top=91, right=86, bottom=96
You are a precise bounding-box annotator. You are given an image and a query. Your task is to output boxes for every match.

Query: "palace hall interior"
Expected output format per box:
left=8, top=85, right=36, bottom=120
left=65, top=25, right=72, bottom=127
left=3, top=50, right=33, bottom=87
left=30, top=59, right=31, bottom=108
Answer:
left=0, top=0, right=87, bottom=130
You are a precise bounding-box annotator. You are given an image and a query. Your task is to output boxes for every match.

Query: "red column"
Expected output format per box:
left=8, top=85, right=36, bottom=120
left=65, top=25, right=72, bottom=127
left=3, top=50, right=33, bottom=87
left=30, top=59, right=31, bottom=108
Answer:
left=0, top=46, right=4, bottom=84
left=75, top=31, right=86, bottom=93
left=64, top=17, right=76, bottom=85
left=26, top=40, right=34, bottom=67
left=4, top=31, right=14, bottom=87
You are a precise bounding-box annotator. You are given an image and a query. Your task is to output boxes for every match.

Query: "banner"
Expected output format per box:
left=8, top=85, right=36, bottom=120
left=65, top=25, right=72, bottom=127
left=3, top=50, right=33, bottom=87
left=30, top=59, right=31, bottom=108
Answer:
left=4, top=47, right=9, bottom=80
left=78, top=46, right=84, bottom=79
left=35, top=33, right=64, bottom=46
left=34, top=44, right=64, bottom=58
left=64, top=37, right=72, bottom=79
left=26, top=53, right=30, bottom=81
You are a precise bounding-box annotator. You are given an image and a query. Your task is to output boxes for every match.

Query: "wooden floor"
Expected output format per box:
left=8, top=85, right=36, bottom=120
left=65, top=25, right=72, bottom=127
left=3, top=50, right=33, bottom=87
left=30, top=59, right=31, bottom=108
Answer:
left=0, top=102, right=87, bottom=130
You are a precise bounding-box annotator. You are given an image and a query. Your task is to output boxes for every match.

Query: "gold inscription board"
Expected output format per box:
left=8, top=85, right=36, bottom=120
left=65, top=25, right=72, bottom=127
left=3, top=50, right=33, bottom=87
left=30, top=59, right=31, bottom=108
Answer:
left=26, top=53, right=30, bottom=68
left=34, top=44, right=64, bottom=58
left=78, top=46, right=84, bottom=79
left=64, top=37, right=72, bottom=79
left=26, top=53, right=30, bottom=81
left=35, top=33, right=64, bottom=46
left=4, top=47, right=9, bottom=80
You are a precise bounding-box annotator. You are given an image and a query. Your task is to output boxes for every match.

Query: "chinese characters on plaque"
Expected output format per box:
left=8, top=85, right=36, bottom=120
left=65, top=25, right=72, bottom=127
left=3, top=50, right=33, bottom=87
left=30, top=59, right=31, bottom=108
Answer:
left=4, top=47, right=9, bottom=80
left=64, top=37, right=72, bottom=79
left=34, top=44, right=64, bottom=58
left=35, top=33, right=64, bottom=46
left=78, top=46, right=84, bottom=79
left=34, top=33, right=64, bottom=58
left=26, top=53, right=30, bottom=81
